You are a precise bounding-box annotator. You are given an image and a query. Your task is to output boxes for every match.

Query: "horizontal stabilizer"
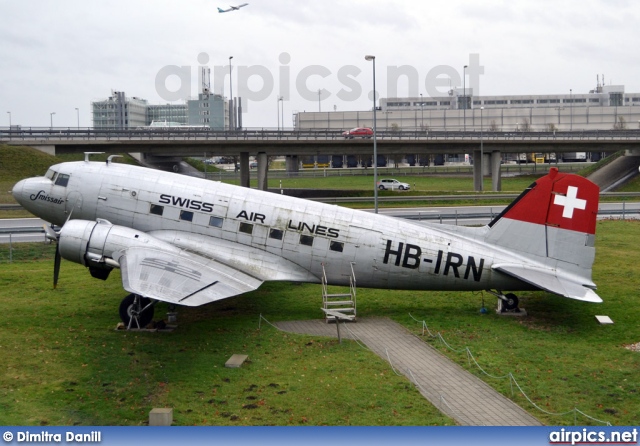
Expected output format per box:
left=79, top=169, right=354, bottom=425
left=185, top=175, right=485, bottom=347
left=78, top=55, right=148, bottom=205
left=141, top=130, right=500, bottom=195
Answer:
left=493, top=263, right=602, bottom=303
left=114, top=247, right=263, bottom=306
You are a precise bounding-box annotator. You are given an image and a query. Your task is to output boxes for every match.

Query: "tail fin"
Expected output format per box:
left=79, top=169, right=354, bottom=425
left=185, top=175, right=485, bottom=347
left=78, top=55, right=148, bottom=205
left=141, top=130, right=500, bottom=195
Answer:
left=486, top=168, right=601, bottom=302
left=217, top=7, right=225, bottom=12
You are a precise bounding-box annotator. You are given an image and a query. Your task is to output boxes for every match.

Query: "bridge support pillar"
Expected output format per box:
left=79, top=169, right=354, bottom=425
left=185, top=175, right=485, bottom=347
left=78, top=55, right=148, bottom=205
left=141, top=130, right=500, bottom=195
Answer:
left=239, top=152, right=250, bottom=188
left=473, top=150, right=483, bottom=191
left=257, top=152, right=268, bottom=191
left=491, top=151, right=502, bottom=192
left=285, top=155, right=299, bottom=174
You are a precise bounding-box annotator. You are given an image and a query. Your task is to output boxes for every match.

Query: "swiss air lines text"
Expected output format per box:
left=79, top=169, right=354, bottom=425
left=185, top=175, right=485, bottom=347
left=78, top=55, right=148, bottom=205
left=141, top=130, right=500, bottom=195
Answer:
left=383, top=240, right=485, bottom=281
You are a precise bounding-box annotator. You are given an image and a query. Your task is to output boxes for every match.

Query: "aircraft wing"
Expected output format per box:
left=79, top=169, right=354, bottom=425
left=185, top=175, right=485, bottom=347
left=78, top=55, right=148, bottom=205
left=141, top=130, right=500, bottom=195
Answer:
left=492, top=263, right=602, bottom=303
left=113, top=247, right=263, bottom=306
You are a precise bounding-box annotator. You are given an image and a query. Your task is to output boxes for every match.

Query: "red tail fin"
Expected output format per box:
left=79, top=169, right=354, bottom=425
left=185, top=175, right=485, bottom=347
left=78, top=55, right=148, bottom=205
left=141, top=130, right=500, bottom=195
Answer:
left=493, top=168, right=599, bottom=234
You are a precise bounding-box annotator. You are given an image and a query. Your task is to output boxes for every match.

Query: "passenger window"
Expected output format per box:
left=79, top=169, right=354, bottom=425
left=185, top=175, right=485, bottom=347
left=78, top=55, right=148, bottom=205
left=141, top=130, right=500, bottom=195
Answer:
left=300, top=235, right=314, bottom=246
left=180, top=210, right=194, bottom=222
left=54, top=174, right=70, bottom=187
left=239, top=222, right=253, bottom=234
left=209, top=216, right=223, bottom=228
left=269, top=228, right=283, bottom=240
left=150, top=204, right=164, bottom=216
left=330, top=241, right=344, bottom=252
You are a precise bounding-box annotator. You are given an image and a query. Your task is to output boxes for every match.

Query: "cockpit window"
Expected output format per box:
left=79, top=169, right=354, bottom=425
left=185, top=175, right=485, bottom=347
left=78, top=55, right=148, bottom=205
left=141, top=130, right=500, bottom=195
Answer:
left=45, top=169, right=57, bottom=181
left=54, top=174, right=70, bottom=187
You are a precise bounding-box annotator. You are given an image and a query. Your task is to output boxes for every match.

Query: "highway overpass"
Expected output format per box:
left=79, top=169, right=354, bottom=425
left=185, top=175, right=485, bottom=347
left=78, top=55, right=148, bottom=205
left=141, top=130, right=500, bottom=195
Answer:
left=3, top=128, right=640, bottom=191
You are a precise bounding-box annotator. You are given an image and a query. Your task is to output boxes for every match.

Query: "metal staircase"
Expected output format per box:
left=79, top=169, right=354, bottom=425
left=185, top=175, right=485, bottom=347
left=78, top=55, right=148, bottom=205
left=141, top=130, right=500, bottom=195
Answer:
left=321, top=262, right=357, bottom=322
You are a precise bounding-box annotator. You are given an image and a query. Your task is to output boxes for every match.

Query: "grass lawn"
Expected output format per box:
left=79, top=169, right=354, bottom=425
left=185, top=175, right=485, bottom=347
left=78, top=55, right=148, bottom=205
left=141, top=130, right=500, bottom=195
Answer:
left=0, top=220, right=639, bottom=426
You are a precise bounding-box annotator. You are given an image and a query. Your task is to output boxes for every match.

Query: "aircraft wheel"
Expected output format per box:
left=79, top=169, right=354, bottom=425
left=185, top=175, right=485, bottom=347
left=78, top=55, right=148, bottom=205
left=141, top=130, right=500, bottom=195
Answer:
left=119, top=293, right=154, bottom=329
left=502, top=293, right=519, bottom=311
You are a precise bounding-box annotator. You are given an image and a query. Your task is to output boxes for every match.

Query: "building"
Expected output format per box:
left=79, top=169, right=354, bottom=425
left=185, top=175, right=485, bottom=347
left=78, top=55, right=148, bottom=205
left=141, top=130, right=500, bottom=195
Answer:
left=92, top=91, right=229, bottom=130
left=147, top=103, right=188, bottom=126
left=187, top=92, right=228, bottom=130
left=92, top=91, right=148, bottom=129
left=295, top=84, right=640, bottom=132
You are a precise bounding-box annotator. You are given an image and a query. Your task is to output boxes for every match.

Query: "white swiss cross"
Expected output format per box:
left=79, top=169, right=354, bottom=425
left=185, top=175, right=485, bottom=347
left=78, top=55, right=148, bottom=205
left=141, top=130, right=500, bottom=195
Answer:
left=554, top=185, right=587, bottom=218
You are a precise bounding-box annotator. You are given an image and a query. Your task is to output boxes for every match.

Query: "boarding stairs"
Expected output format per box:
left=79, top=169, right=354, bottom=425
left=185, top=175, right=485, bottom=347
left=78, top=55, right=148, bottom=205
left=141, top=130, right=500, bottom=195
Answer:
left=321, top=262, right=357, bottom=323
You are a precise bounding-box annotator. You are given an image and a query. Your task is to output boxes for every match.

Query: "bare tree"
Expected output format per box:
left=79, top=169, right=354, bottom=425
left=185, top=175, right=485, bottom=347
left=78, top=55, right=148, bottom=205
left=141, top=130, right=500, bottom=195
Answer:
left=613, top=116, right=627, bottom=130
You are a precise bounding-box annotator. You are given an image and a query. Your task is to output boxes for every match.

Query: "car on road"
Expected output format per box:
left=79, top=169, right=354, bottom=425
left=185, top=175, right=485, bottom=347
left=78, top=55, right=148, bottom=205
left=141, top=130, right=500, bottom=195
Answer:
left=342, top=127, right=373, bottom=139
left=376, top=179, right=410, bottom=191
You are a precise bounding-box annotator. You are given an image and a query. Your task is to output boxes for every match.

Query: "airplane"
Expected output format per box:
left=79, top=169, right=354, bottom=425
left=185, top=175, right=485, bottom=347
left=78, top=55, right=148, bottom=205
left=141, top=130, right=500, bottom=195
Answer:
left=11, top=154, right=602, bottom=328
left=218, top=3, right=248, bottom=13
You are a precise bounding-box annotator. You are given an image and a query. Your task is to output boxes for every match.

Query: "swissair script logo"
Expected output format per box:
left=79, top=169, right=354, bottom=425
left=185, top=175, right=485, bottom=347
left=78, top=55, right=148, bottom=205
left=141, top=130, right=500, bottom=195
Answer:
left=554, top=186, right=587, bottom=218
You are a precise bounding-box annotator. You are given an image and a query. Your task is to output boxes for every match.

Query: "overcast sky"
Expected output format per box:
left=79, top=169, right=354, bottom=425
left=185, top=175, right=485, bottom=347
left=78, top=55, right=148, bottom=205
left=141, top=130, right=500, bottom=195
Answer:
left=2, top=0, right=639, bottom=128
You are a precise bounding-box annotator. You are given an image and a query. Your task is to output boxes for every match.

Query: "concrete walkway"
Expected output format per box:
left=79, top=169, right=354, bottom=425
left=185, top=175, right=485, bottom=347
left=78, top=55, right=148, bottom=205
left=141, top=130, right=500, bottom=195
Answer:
left=274, top=318, right=542, bottom=426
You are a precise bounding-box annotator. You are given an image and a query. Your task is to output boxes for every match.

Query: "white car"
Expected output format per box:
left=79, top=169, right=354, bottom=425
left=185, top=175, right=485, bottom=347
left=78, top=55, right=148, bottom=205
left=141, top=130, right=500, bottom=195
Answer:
left=377, top=179, right=410, bottom=191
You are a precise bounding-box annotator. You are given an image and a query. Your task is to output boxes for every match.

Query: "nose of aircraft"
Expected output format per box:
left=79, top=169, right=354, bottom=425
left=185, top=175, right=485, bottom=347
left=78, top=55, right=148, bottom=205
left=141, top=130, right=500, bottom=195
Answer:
left=11, top=179, right=27, bottom=206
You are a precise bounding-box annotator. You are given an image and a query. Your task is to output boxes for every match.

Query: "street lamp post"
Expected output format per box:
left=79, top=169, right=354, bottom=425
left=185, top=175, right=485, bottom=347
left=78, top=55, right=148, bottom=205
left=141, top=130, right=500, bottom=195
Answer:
left=229, top=56, right=234, bottom=130
left=6, top=111, right=11, bottom=127
left=280, top=96, right=284, bottom=131
left=365, top=55, right=378, bottom=214
left=50, top=112, right=55, bottom=129
left=570, top=88, right=573, bottom=131
left=420, top=93, right=424, bottom=130
left=480, top=106, right=484, bottom=192
left=75, top=108, right=79, bottom=129
left=463, top=65, right=468, bottom=131
left=277, top=97, right=280, bottom=131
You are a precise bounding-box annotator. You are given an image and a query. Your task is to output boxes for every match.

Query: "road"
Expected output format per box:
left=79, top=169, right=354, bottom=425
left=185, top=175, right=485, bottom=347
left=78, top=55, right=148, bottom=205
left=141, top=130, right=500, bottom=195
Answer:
left=2, top=202, right=639, bottom=243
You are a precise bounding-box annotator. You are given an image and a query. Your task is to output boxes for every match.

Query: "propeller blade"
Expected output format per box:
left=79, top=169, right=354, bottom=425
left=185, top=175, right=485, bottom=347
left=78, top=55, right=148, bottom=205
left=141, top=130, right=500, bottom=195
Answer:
left=43, top=224, right=59, bottom=241
left=53, top=244, right=61, bottom=289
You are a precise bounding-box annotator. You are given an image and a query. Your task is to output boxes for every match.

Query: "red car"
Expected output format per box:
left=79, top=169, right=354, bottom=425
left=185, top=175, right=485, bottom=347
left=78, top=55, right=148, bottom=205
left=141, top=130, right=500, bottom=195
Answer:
left=342, top=127, right=373, bottom=139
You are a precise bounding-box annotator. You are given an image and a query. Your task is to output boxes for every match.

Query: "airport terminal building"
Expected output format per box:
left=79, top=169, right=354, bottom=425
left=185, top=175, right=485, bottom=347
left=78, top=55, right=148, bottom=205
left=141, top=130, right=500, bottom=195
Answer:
left=295, top=84, right=640, bottom=132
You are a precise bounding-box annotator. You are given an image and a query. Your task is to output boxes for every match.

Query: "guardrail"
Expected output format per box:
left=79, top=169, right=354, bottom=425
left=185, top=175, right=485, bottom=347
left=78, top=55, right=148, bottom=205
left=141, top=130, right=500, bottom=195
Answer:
left=2, top=205, right=639, bottom=238
left=3, top=127, right=640, bottom=142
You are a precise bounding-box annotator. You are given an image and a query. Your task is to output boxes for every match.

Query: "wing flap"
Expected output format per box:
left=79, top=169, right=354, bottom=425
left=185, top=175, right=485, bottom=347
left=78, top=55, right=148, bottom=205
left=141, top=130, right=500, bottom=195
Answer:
left=113, top=247, right=263, bottom=306
left=493, top=263, right=602, bottom=303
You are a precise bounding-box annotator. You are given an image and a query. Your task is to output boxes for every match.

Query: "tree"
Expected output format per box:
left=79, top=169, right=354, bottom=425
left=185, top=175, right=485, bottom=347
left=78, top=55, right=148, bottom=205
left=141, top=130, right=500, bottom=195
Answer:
left=489, top=120, right=499, bottom=131
left=613, top=116, right=626, bottom=130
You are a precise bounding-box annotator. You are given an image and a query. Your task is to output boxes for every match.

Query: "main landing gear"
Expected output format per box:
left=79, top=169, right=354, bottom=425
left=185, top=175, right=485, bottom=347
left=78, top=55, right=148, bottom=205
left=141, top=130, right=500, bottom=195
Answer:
left=487, top=290, right=521, bottom=313
left=119, top=293, right=156, bottom=329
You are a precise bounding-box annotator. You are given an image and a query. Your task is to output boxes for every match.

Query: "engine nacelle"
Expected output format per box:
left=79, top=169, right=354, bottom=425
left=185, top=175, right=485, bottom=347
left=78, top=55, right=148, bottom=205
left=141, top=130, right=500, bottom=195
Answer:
left=58, top=219, right=177, bottom=276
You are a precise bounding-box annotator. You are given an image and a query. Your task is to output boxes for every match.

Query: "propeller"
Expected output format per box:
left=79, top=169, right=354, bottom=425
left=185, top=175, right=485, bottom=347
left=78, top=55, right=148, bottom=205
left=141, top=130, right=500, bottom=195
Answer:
left=43, top=224, right=61, bottom=288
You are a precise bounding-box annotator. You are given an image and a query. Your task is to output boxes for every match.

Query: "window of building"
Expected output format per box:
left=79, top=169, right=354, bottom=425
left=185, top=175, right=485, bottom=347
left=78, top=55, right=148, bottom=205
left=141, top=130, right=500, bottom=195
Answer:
left=537, top=99, right=548, bottom=104
left=209, top=216, right=223, bottom=227
left=329, top=241, right=344, bottom=252
left=54, top=174, right=70, bottom=187
left=239, top=222, right=254, bottom=234
left=180, top=210, right=194, bottom=222
left=299, top=235, right=314, bottom=246
left=549, top=99, right=560, bottom=103
left=269, top=228, right=284, bottom=240
left=590, top=98, right=600, bottom=103
left=439, top=101, right=451, bottom=106
left=150, top=204, right=164, bottom=216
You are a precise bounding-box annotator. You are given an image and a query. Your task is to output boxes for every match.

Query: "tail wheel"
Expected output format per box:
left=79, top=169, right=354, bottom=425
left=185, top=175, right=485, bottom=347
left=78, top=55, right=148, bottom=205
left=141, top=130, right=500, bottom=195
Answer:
left=119, top=293, right=155, bottom=329
left=502, top=293, right=519, bottom=311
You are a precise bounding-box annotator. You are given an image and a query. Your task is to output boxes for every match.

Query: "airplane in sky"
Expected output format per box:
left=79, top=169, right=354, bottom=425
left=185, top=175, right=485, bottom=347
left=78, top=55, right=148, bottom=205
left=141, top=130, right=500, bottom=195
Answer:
left=12, top=155, right=602, bottom=328
left=218, top=3, right=248, bottom=13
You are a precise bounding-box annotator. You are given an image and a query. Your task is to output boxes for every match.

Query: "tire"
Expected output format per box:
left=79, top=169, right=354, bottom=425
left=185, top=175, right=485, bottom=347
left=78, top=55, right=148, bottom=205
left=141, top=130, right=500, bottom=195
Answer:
left=378, top=185, right=386, bottom=190
left=399, top=186, right=406, bottom=190
left=119, top=293, right=154, bottom=328
left=502, top=293, right=519, bottom=311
